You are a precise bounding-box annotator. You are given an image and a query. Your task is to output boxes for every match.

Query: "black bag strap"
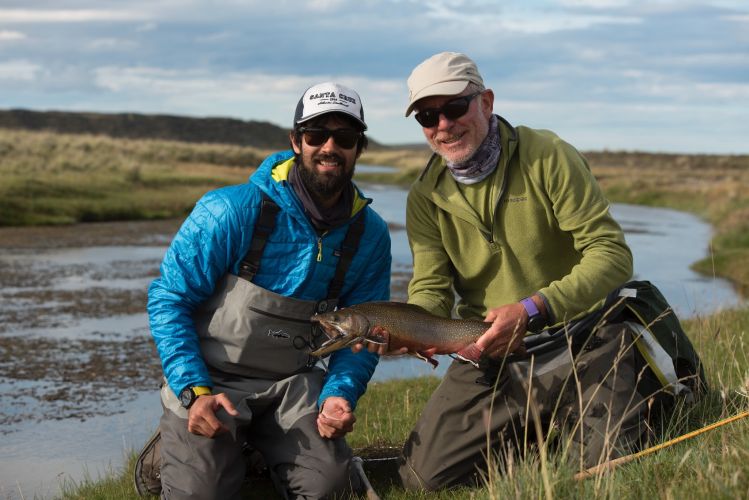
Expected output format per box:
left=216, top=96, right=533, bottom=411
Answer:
left=238, top=194, right=280, bottom=281
left=517, top=287, right=628, bottom=358
left=325, top=211, right=367, bottom=305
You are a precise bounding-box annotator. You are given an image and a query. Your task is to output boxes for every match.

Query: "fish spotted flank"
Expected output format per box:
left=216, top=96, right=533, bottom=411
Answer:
left=310, top=301, right=492, bottom=366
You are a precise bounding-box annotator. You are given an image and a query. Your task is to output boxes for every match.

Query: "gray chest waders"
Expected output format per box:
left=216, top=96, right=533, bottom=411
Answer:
left=192, top=194, right=366, bottom=380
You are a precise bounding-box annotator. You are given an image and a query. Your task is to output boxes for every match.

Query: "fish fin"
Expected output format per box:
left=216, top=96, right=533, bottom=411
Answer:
left=362, top=337, right=387, bottom=346
left=454, top=343, right=483, bottom=368
left=413, top=351, right=439, bottom=368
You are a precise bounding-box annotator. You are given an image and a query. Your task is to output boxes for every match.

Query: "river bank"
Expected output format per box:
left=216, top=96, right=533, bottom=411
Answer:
left=2, top=128, right=748, bottom=294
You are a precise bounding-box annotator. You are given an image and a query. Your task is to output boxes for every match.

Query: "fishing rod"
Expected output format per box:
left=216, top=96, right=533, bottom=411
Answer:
left=574, top=409, right=749, bottom=480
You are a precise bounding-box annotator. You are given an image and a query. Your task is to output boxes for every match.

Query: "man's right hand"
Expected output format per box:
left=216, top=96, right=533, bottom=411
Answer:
left=186, top=393, right=239, bottom=438
left=478, top=303, right=528, bottom=358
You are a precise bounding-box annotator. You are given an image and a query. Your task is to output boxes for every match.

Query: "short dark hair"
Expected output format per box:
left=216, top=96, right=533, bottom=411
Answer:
left=292, top=112, right=369, bottom=155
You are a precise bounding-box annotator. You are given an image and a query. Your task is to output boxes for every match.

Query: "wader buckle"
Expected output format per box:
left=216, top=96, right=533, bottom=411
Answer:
left=315, top=299, right=337, bottom=314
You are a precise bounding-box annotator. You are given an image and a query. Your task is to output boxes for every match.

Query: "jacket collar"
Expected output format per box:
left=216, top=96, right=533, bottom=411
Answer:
left=251, top=150, right=371, bottom=221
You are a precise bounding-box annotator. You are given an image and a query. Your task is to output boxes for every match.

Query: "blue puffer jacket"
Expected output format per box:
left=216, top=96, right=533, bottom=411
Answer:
left=148, top=150, right=391, bottom=409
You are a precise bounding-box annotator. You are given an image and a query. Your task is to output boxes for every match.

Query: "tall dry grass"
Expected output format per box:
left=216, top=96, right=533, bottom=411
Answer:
left=349, top=306, right=749, bottom=500
left=0, top=128, right=271, bottom=225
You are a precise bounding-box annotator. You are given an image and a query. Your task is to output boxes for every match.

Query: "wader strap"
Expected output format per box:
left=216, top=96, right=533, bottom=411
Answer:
left=238, top=193, right=366, bottom=307
left=325, top=212, right=366, bottom=305
left=238, top=194, right=280, bottom=281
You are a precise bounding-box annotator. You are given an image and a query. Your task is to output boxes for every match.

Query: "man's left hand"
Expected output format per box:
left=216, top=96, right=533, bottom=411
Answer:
left=350, top=326, right=410, bottom=356
left=477, top=302, right=528, bottom=358
left=317, top=396, right=355, bottom=439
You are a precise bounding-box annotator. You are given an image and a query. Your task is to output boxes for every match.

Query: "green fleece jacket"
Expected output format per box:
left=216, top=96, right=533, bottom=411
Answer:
left=406, top=115, right=633, bottom=324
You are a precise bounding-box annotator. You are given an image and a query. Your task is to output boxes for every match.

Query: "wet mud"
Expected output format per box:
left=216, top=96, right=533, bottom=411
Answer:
left=0, top=220, right=178, bottom=433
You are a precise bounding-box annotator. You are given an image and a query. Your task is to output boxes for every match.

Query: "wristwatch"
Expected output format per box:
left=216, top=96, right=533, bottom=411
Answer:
left=178, top=386, right=211, bottom=409
left=520, top=297, right=547, bottom=333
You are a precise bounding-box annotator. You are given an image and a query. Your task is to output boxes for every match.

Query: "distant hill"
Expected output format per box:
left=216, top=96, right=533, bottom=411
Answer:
left=0, top=108, right=386, bottom=150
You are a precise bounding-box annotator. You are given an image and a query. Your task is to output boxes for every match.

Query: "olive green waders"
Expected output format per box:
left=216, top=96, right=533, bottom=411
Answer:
left=398, top=322, right=670, bottom=490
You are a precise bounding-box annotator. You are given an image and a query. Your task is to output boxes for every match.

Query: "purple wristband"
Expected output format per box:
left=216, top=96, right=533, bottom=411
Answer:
left=520, top=297, right=540, bottom=317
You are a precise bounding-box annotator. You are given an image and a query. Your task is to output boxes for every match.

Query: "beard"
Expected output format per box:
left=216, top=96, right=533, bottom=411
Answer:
left=297, top=153, right=354, bottom=200
left=428, top=141, right=480, bottom=164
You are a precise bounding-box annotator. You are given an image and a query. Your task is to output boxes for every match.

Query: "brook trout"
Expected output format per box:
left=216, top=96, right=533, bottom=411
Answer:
left=310, top=301, right=491, bottom=366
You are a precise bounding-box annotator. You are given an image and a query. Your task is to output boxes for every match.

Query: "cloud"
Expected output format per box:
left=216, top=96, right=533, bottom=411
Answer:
left=558, top=0, right=631, bottom=8
left=92, top=65, right=399, bottom=102
left=86, top=38, right=139, bottom=51
left=723, top=14, right=749, bottom=22
left=306, top=0, right=348, bottom=11
left=136, top=22, right=158, bottom=32
left=0, top=31, right=27, bottom=41
left=89, top=65, right=407, bottom=130
left=0, top=60, right=41, bottom=81
left=422, top=3, right=641, bottom=34
left=0, top=8, right=149, bottom=23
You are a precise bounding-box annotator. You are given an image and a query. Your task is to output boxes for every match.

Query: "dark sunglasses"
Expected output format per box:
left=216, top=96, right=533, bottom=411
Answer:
left=299, top=127, right=362, bottom=149
left=414, top=92, right=483, bottom=128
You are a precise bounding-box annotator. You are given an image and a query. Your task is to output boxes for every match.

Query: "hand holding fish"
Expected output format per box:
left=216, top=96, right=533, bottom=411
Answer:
left=311, top=301, right=496, bottom=367
left=317, top=396, right=356, bottom=438
left=349, top=326, right=407, bottom=355
left=477, top=302, right=528, bottom=358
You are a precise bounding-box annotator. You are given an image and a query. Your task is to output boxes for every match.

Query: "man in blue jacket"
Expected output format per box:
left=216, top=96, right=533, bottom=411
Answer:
left=146, top=82, right=391, bottom=499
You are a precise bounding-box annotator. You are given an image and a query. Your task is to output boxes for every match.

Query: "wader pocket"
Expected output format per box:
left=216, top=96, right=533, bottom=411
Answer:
left=194, top=275, right=322, bottom=379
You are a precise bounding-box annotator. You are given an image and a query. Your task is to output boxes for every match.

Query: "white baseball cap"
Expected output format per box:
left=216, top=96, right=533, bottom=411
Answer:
left=294, top=82, right=367, bottom=130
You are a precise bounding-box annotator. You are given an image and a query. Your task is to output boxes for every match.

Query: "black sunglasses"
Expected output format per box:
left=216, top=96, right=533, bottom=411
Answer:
left=414, top=92, right=483, bottom=128
left=299, top=127, right=362, bottom=149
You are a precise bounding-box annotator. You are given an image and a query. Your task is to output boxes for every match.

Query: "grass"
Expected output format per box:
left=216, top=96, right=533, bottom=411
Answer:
left=0, top=128, right=270, bottom=226
left=4, top=127, right=748, bottom=498
left=59, top=316, right=748, bottom=493
left=62, top=305, right=749, bottom=499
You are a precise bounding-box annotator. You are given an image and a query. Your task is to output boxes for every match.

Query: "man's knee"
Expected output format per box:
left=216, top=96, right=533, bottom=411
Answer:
left=398, top=457, right=436, bottom=491
left=160, top=475, right=239, bottom=500
left=398, top=451, right=474, bottom=492
left=275, top=460, right=354, bottom=499
left=159, top=411, right=245, bottom=500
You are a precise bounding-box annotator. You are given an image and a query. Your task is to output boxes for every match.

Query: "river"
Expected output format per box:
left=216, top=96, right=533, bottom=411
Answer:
left=0, top=177, right=743, bottom=499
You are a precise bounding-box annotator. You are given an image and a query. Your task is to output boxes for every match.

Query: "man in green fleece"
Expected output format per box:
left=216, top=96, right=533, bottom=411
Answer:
left=391, top=51, right=673, bottom=490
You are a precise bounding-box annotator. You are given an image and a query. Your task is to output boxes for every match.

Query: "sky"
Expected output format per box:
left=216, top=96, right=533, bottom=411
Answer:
left=0, top=1, right=747, bottom=154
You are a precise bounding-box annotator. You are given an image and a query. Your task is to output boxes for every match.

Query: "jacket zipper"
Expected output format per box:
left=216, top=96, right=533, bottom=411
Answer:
left=487, top=151, right=512, bottom=244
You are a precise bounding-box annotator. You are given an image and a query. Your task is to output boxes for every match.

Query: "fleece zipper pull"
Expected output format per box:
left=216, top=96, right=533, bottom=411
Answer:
left=317, top=237, right=323, bottom=262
